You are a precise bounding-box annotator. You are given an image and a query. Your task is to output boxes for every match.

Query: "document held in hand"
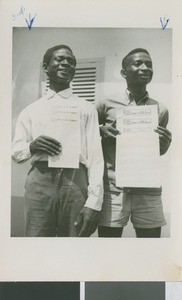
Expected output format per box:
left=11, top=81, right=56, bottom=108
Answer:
left=116, top=105, right=160, bottom=188
left=43, top=99, right=80, bottom=168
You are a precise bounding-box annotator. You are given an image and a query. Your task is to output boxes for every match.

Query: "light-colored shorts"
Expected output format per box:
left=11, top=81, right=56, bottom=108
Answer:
left=99, top=189, right=166, bottom=228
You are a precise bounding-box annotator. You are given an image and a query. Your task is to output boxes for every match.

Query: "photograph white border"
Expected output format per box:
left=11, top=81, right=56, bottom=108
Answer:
left=0, top=0, right=182, bottom=281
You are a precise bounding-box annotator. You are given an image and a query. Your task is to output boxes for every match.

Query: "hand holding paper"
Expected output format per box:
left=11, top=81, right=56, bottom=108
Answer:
left=100, top=124, right=120, bottom=139
left=30, top=135, right=61, bottom=156
left=42, top=99, right=80, bottom=168
left=154, top=126, right=172, bottom=155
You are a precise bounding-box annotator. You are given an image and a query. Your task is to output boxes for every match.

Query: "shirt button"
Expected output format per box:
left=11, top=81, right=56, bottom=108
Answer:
left=126, top=189, right=130, bottom=193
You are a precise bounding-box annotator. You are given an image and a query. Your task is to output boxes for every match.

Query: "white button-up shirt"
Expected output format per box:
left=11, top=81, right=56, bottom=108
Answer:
left=12, top=88, right=104, bottom=211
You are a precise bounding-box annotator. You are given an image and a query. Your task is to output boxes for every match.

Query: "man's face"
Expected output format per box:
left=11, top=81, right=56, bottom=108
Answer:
left=122, top=52, right=153, bottom=86
left=44, top=48, right=76, bottom=85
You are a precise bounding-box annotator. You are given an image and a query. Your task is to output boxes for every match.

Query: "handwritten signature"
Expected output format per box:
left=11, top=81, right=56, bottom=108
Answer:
left=12, top=6, right=37, bottom=30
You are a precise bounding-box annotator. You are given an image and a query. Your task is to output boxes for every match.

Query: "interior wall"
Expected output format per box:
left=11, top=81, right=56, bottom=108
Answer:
left=11, top=28, right=172, bottom=237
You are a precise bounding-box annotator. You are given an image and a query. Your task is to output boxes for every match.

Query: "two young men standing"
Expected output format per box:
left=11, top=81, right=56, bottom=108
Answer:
left=12, top=46, right=171, bottom=238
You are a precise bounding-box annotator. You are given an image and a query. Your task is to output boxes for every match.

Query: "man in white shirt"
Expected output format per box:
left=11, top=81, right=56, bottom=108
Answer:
left=12, top=44, right=104, bottom=237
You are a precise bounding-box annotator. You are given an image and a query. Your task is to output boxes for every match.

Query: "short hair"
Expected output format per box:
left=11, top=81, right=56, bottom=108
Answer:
left=43, top=44, right=76, bottom=65
left=122, top=48, right=150, bottom=69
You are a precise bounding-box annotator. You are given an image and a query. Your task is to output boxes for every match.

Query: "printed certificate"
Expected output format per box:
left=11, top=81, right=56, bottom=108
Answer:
left=43, top=99, right=80, bottom=168
left=116, top=105, right=160, bottom=188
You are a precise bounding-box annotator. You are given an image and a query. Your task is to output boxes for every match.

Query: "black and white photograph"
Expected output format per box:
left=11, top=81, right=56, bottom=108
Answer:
left=1, top=0, right=182, bottom=282
left=11, top=27, right=172, bottom=238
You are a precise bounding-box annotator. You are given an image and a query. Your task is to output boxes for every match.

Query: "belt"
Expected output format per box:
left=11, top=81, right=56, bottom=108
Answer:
left=123, top=187, right=162, bottom=196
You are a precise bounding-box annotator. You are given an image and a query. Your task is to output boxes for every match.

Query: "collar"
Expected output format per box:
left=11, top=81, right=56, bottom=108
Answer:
left=45, top=88, right=73, bottom=100
left=125, top=89, right=149, bottom=105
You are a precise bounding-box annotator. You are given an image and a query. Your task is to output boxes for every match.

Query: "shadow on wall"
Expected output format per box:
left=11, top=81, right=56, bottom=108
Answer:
left=11, top=196, right=170, bottom=238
